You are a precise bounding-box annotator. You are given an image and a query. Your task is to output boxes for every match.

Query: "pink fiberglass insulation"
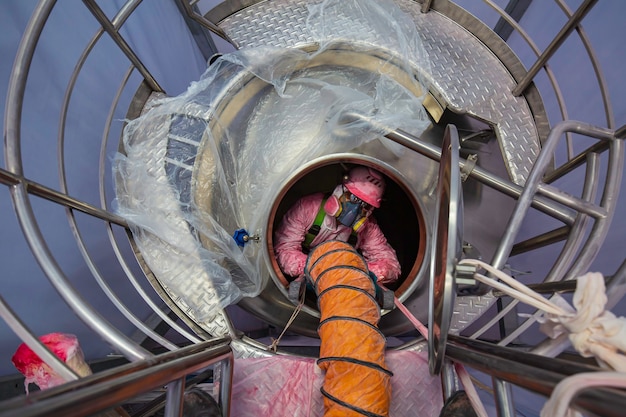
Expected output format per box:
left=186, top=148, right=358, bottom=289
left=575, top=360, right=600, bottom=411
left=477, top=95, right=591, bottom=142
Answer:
left=231, top=349, right=442, bottom=417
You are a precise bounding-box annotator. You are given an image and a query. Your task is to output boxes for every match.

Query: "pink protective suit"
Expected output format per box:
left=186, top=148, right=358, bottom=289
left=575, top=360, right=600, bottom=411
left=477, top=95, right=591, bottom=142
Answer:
left=274, top=192, right=401, bottom=284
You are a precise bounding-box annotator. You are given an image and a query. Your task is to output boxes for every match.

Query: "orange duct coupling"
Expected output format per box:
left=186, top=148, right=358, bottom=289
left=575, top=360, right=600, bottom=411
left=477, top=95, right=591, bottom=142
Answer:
left=304, top=240, right=392, bottom=417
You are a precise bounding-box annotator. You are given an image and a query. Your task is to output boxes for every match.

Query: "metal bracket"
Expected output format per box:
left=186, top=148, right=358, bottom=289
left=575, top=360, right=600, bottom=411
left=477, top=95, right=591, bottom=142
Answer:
left=460, top=154, right=478, bottom=182
left=455, top=263, right=479, bottom=296
left=456, top=242, right=486, bottom=296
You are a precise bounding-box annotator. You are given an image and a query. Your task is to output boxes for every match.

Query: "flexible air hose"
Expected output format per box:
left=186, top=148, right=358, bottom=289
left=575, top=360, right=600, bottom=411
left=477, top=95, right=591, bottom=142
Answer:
left=304, top=240, right=392, bottom=417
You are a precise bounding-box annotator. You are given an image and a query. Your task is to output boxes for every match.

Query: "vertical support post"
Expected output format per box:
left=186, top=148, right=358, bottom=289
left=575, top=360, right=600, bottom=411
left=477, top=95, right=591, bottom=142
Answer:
left=172, top=0, right=219, bottom=61
left=440, top=360, right=458, bottom=400
left=216, top=358, right=233, bottom=417
left=494, top=0, right=532, bottom=42
left=615, top=124, right=626, bottom=139
left=492, top=378, right=516, bottom=417
left=176, top=0, right=238, bottom=48
left=421, top=0, right=433, bottom=13
left=164, top=378, right=186, bottom=417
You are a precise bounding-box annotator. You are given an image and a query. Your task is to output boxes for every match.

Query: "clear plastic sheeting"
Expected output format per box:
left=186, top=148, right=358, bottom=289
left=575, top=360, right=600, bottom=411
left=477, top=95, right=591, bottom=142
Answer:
left=113, top=0, right=431, bottom=319
left=307, top=0, right=432, bottom=84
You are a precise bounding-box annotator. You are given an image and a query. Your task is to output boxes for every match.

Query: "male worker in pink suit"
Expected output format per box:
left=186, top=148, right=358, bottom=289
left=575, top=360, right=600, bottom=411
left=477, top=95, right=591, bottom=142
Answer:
left=274, top=165, right=401, bottom=285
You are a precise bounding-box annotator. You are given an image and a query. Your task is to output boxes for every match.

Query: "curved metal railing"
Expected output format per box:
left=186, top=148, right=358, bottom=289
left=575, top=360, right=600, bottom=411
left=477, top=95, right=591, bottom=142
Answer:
left=2, top=0, right=217, bottom=413
left=1, top=0, right=624, bottom=416
left=0, top=337, right=233, bottom=417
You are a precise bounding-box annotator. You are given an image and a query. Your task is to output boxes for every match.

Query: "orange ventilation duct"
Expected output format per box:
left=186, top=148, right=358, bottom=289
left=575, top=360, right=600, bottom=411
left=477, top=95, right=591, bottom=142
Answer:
left=305, top=240, right=392, bottom=417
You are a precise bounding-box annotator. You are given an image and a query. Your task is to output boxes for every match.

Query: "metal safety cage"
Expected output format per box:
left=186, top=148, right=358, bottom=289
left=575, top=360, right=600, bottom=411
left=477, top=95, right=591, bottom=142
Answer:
left=1, top=0, right=625, bottom=416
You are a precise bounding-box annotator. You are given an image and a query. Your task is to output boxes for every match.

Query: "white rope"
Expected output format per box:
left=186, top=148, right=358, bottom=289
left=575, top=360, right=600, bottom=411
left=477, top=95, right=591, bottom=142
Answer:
left=454, top=361, right=490, bottom=417
left=268, top=288, right=305, bottom=353
left=459, top=259, right=626, bottom=417
left=459, top=259, right=568, bottom=316
left=541, top=372, right=626, bottom=417
left=459, top=259, right=626, bottom=372
left=391, top=264, right=626, bottom=417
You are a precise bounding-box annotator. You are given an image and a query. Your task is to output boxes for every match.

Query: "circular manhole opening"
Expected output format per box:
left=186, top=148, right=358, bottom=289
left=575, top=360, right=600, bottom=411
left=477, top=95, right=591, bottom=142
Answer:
left=265, top=154, right=427, bottom=317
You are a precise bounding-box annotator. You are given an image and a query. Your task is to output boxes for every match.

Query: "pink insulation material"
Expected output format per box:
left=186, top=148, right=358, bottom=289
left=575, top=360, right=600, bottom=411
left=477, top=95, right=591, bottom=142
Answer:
left=11, top=332, right=92, bottom=394
left=231, top=350, right=443, bottom=416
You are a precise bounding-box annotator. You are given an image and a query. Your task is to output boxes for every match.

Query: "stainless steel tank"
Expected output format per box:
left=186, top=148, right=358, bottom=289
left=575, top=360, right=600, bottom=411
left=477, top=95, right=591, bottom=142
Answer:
left=117, top=0, right=543, bottom=343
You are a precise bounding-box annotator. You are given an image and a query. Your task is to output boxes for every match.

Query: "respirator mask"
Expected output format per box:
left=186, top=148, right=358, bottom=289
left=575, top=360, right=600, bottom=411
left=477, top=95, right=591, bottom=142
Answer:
left=324, top=185, right=373, bottom=232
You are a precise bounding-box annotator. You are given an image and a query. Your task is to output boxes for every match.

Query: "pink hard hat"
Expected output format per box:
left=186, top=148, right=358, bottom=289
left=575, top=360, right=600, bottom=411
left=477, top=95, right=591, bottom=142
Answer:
left=344, top=166, right=385, bottom=208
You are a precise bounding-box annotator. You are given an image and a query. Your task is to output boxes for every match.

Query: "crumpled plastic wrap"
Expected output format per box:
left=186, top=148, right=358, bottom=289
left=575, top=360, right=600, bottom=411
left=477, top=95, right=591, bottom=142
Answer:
left=113, top=0, right=431, bottom=317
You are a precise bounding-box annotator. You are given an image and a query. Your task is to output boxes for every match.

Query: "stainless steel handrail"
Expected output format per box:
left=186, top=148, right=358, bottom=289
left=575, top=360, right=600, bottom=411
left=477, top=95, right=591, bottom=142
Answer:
left=2, top=1, right=624, bottom=416
left=511, top=0, right=599, bottom=96
left=11, top=182, right=152, bottom=362
left=468, top=122, right=623, bottom=340
left=0, top=168, right=128, bottom=226
left=415, top=5, right=622, bottom=342
left=4, top=0, right=208, bottom=366
left=4, top=0, right=151, bottom=363
left=490, top=120, right=619, bottom=272
left=483, top=0, right=572, bottom=150
left=178, top=0, right=239, bottom=47
left=82, top=0, right=163, bottom=93
left=99, top=67, right=203, bottom=345
left=339, top=111, right=613, bottom=227
left=59, top=64, right=179, bottom=353
left=0, top=295, right=79, bottom=383
left=480, top=153, right=600, bottom=347
left=446, top=335, right=626, bottom=417
left=474, top=0, right=615, bottom=170
left=555, top=0, right=615, bottom=154
left=0, top=337, right=233, bottom=417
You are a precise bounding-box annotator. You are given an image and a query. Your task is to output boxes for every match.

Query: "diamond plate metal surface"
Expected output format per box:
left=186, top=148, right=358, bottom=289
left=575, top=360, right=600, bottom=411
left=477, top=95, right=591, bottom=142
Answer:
left=218, top=0, right=539, bottom=335
left=131, top=219, right=233, bottom=339
left=231, top=338, right=275, bottom=358
left=135, top=213, right=233, bottom=338
left=219, top=0, right=318, bottom=49
left=220, top=0, right=540, bottom=188
left=119, top=100, right=233, bottom=339
left=164, top=283, right=234, bottom=337
left=397, top=1, right=539, bottom=187
left=450, top=293, right=495, bottom=333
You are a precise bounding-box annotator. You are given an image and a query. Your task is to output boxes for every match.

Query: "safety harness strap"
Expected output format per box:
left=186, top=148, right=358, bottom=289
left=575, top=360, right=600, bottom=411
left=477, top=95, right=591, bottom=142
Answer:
left=302, top=197, right=357, bottom=253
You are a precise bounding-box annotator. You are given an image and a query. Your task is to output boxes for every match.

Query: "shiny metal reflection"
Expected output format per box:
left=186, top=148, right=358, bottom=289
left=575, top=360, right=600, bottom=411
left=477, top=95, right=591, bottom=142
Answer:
left=428, top=124, right=463, bottom=375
